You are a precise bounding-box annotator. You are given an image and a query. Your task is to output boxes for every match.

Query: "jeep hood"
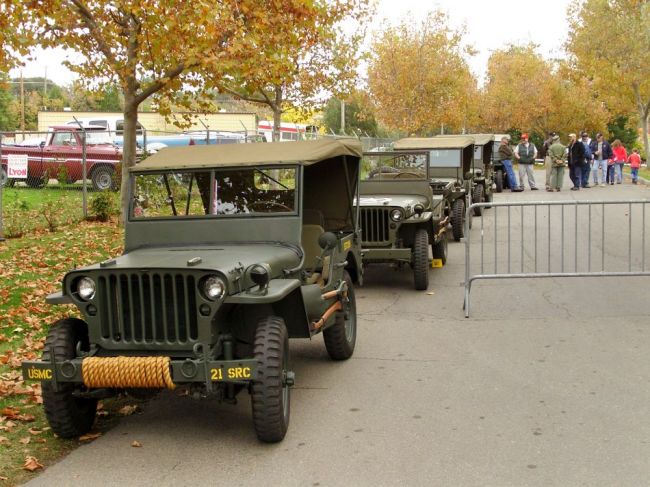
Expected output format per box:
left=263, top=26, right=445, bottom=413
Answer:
left=72, top=244, right=301, bottom=292
left=358, top=194, right=435, bottom=210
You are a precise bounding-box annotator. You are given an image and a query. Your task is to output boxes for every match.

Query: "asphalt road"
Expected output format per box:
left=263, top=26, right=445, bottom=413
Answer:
left=28, top=171, right=650, bottom=487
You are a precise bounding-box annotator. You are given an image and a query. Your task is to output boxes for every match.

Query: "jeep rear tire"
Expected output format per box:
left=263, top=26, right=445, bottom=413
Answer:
left=472, top=184, right=484, bottom=216
left=451, top=199, right=465, bottom=241
left=495, top=170, right=504, bottom=193
left=91, top=166, right=115, bottom=191
left=323, top=271, right=357, bottom=360
left=41, top=318, right=97, bottom=439
left=412, top=228, right=430, bottom=290
left=251, top=316, right=290, bottom=443
left=432, top=232, right=448, bottom=265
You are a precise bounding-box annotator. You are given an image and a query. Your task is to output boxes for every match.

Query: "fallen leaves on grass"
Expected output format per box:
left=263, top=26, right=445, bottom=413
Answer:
left=131, top=440, right=142, bottom=447
left=22, top=456, right=43, bottom=472
left=19, top=437, right=30, bottom=445
left=0, top=436, right=9, bottom=445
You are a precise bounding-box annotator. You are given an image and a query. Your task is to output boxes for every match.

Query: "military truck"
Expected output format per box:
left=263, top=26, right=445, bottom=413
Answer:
left=437, top=134, right=495, bottom=216
left=359, top=150, right=449, bottom=290
left=21, top=139, right=364, bottom=443
left=393, top=137, right=474, bottom=241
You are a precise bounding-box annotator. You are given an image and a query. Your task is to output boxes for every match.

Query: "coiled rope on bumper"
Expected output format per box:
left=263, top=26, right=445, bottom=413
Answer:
left=82, top=356, right=176, bottom=390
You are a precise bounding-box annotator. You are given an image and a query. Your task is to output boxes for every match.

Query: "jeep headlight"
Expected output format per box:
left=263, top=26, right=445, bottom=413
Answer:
left=77, top=277, right=96, bottom=301
left=202, top=275, right=226, bottom=301
left=413, top=204, right=425, bottom=216
left=390, top=209, right=404, bottom=222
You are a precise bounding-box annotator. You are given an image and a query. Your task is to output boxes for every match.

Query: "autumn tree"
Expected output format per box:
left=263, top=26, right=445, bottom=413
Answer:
left=14, top=0, right=340, bottom=217
left=479, top=44, right=608, bottom=138
left=567, top=0, right=650, bottom=158
left=367, top=11, right=478, bottom=136
left=219, top=0, right=372, bottom=141
left=322, top=92, right=380, bottom=136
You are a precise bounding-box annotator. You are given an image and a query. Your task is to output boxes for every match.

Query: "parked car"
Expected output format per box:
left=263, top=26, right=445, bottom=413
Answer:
left=21, top=138, right=364, bottom=443
left=1, top=126, right=122, bottom=190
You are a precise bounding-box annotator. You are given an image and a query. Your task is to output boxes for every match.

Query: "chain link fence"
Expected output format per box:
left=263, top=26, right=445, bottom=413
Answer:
left=0, top=127, right=395, bottom=239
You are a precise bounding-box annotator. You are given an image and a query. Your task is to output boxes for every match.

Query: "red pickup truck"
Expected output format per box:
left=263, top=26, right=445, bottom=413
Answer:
left=1, top=126, right=122, bottom=190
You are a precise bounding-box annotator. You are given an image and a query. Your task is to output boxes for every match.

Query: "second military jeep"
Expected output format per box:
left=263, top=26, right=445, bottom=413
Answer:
left=21, top=139, right=364, bottom=443
left=393, top=137, right=474, bottom=241
left=358, top=151, right=449, bottom=290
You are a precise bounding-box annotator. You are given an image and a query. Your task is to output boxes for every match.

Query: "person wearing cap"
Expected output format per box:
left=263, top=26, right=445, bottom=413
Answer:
left=514, top=133, right=538, bottom=190
left=540, top=131, right=556, bottom=191
left=497, top=136, right=523, bottom=192
left=568, top=133, right=585, bottom=190
left=580, top=132, right=592, bottom=188
left=588, top=132, right=613, bottom=186
left=548, top=134, right=567, bottom=191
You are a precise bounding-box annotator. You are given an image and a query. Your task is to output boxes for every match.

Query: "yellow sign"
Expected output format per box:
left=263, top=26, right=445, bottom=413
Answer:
left=211, top=367, right=252, bottom=381
left=431, top=259, right=443, bottom=268
left=27, top=367, right=52, bottom=380
left=343, top=240, right=351, bottom=251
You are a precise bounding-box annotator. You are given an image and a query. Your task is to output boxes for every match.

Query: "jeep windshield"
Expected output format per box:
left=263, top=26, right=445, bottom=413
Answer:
left=362, top=152, right=427, bottom=180
left=131, top=167, right=297, bottom=220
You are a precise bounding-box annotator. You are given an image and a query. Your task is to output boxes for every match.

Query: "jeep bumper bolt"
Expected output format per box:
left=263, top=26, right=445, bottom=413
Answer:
left=283, top=371, right=295, bottom=387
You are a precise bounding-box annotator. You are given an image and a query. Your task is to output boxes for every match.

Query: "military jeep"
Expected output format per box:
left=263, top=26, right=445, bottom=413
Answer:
left=393, top=137, right=474, bottom=241
left=358, top=151, right=449, bottom=290
left=437, top=134, right=495, bottom=216
left=21, top=139, right=364, bottom=443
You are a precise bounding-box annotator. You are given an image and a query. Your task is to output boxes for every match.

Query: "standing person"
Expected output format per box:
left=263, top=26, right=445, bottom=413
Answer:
left=497, top=136, right=523, bottom=192
left=589, top=132, right=613, bottom=186
left=611, top=139, right=628, bottom=184
left=548, top=134, right=567, bottom=191
left=580, top=132, right=592, bottom=188
left=514, top=133, right=539, bottom=190
left=568, top=133, right=585, bottom=190
left=540, top=132, right=556, bottom=191
left=628, top=148, right=641, bottom=184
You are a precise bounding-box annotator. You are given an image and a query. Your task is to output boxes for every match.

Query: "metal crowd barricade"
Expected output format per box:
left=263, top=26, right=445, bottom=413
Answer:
left=463, top=199, right=650, bottom=318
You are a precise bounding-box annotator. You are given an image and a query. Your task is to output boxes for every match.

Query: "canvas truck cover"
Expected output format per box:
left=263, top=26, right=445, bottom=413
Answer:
left=132, top=138, right=363, bottom=172
left=394, top=136, right=475, bottom=150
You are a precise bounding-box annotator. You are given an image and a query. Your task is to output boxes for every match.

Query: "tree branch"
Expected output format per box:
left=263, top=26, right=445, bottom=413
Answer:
left=69, top=0, right=119, bottom=70
left=133, top=62, right=190, bottom=106
left=221, top=85, right=275, bottom=109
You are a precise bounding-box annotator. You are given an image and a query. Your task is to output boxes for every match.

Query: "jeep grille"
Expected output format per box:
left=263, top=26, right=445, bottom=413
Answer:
left=97, top=272, right=199, bottom=346
left=360, top=208, right=390, bottom=244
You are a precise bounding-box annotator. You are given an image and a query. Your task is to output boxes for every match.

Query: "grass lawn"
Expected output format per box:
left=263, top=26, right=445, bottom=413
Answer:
left=0, top=220, right=128, bottom=484
left=1, top=186, right=120, bottom=237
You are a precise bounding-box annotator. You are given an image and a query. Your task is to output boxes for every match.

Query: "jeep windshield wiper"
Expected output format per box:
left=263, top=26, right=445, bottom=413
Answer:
left=255, top=169, right=289, bottom=190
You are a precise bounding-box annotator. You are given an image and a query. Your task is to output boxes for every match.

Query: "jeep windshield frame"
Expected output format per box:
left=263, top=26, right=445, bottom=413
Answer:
left=129, top=165, right=299, bottom=221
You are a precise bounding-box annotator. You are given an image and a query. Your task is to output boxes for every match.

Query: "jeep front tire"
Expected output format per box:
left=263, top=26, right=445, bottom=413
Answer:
left=41, top=318, right=98, bottom=438
left=323, top=271, right=357, bottom=360
left=412, top=228, right=430, bottom=290
left=251, top=316, right=290, bottom=443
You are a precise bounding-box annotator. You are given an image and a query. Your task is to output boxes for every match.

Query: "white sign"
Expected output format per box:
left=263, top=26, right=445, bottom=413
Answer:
left=7, top=154, right=28, bottom=179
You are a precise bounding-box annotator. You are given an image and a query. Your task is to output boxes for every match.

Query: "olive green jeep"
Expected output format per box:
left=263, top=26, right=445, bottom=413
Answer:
left=21, top=139, right=364, bottom=443
left=358, top=151, right=449, bottom=290
left=393, top=137, right=474, bottom=241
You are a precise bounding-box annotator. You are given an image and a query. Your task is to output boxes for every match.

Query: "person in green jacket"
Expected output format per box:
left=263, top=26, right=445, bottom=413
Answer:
left=548, top=134, right=567, bottom=192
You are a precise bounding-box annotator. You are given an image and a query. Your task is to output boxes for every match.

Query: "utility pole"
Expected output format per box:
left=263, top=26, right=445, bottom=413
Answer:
left=43, top=67, right=47, bottom=109
left=20, top=71, right=25, bottom=132
left=340, top=100, right=345, bottom=135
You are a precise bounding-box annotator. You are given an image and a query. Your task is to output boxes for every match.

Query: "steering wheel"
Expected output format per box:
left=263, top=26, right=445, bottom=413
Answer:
left=394, top=171, right=424, bottom=179
left=249, top=200, right=293, bottom=212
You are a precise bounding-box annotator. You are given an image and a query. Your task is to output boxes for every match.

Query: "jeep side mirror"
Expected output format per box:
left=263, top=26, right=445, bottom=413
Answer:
left=318, top=232, right=338, bottom=251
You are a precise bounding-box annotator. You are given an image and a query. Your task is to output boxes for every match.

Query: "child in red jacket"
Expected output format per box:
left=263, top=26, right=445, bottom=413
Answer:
left=628, top=148, right=641, bottom=184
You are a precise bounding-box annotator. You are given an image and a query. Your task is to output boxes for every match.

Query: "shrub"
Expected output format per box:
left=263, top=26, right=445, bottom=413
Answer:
left=90, top=191, right=117, bottom=222
left=39, top=198, right=66, bottom=232
left=3, top=195, right=30, bottom=238
left=57, top=164, right=69, bottom=186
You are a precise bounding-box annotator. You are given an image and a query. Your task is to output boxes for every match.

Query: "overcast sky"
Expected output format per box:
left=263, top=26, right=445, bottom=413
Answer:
left=10, top=0, right=572, bottom=86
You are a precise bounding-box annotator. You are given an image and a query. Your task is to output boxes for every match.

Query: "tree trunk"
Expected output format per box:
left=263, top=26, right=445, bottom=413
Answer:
left=271, top=86, right=283, bottom=142
left=641, top=113, right=649, bottom=165
left=119, top=96, right=139, bottom=225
